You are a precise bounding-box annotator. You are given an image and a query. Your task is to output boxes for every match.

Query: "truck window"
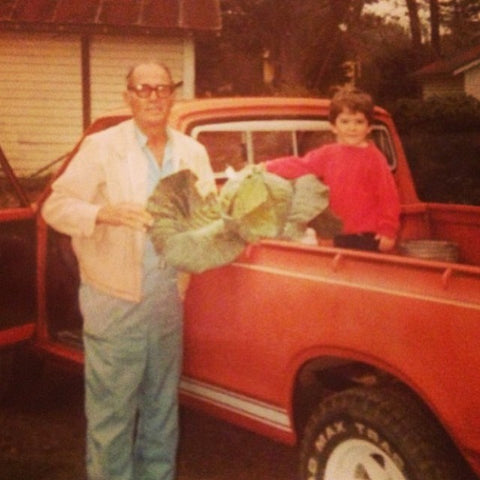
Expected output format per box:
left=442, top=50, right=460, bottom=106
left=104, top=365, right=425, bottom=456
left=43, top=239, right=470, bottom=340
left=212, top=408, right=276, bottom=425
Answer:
left=195, top=131, right=248, bottom=173
left=0, top=175, right=21, bottom=209
left=193, top=119, right=397, bottom=177
left=370, top=126, right=396, bottom=169
left=251, top=130, right=294, bottom=163
left=1, top=145, right=30, bottom=209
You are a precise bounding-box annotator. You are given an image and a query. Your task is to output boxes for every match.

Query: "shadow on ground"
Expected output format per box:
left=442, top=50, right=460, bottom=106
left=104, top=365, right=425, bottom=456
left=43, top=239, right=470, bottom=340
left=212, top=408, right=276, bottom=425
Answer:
left=0, top=362, right=296, bottom=480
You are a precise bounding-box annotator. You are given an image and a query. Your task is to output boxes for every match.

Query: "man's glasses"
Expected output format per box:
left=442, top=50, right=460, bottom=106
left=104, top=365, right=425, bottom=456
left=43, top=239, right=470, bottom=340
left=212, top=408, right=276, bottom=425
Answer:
left=127, top=82, right=183, bottom=99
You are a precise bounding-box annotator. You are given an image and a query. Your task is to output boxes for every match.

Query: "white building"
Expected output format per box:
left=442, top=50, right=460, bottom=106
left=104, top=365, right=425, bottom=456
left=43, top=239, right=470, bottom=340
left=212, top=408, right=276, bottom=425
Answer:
left=413, top=44, right=480, bottom=101
left=0, top=0, right=221, bottom=175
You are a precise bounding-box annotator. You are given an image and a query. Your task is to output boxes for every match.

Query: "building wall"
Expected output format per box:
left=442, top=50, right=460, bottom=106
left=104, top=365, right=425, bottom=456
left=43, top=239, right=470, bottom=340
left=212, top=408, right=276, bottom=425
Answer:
left=465, top=65, right=480, bottom=100
left=0, top=32, right=82, bottom=176
left=421, top=75, right=465, bottom=99
left=0, top=31, right=194, bottom=176
left=90, top=35, right=193, bottom=119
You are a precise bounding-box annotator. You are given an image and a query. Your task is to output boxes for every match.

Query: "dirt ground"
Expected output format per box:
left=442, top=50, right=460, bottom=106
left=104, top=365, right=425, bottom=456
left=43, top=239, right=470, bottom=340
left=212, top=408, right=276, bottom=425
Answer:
left=0, top=362, right=297, bottom=480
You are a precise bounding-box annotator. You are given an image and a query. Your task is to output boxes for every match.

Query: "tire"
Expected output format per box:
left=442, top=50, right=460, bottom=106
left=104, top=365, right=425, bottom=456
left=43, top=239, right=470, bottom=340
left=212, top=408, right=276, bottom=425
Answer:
left=299, top=386, right=474, bottom=480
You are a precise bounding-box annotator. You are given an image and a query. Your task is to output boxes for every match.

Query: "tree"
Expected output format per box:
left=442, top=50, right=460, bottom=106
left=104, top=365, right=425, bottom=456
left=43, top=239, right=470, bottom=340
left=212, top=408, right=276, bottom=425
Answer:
left=196, top=0, right=480, bottom=99
left=402, top=0, right=480, bottom=58
left=405, top=0, right=423, bottom=51
left=309, top=0, right=367, bottom=90
left=440, top=0, right=480, bottom=51
left=196, top=0, right=378, bottom=96
left=429, top=0, right=441, bottom=57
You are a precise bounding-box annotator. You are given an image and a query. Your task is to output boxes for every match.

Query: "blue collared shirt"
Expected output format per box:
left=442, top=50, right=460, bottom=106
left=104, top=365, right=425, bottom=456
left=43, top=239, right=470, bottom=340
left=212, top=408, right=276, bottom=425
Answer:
left=134, top=127, right=175, bottom=273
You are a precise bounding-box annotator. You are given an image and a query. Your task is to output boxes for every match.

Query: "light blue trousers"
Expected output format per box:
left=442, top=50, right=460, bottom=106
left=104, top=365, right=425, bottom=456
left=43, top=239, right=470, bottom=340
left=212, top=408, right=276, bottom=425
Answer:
left=80, top=266, right=182, bottom=480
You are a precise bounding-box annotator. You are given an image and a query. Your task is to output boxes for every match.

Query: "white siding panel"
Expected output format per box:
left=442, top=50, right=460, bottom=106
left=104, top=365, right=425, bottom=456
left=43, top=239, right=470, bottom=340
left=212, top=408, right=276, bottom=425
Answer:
left=183, top=39, right=195, bottom=99
left=465, top=66, right=480, bottom=101
left=422, top=76, right=465, bottom=99
left=0, top=32, right=82, bottom=176
left=90, top=35, right=189, bottom=119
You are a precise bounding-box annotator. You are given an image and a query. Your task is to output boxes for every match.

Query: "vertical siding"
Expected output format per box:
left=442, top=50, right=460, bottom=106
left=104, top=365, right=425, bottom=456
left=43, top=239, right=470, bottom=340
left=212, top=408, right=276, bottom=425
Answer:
left=0, top=32, right=83, bottom=176
left=465, top=66, right=480, bottom=101
left=0, top=32, right=192, bottom=176
left=90, top=35, right=192, bottom=120
left=182, top=38, right=195, bottom=99
left=422, top=76, right=465, bottom=98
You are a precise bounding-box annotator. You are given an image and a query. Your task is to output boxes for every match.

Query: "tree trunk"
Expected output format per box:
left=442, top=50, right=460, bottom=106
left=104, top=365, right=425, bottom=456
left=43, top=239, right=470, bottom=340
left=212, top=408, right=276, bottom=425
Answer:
left=405, top=0, right=423, bottom=50
left=311, top=0, right=353, bottom=88
left=430, top=0, right=441, bottom=57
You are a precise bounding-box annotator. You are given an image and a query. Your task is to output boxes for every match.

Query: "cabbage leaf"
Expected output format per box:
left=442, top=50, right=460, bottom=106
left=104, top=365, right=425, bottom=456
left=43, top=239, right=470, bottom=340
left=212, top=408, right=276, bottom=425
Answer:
left=220, top=167, right=293, bottom=243
left=147, top=167, right=341, bottom=273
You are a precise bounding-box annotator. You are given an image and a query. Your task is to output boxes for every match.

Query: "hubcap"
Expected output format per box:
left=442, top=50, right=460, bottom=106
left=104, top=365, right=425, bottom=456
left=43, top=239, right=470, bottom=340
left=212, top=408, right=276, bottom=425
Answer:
left=324, top=439, right=407, bottom=480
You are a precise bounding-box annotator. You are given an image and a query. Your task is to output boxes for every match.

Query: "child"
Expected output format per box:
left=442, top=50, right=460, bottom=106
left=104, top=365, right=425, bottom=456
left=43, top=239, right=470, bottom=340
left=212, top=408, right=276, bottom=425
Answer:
left=266, top=88, right=400, bottom=252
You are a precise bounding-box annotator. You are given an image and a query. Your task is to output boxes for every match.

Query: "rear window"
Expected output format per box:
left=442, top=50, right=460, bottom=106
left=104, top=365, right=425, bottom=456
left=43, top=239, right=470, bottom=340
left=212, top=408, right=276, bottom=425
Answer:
left=191, top=119, right=396, bottom=178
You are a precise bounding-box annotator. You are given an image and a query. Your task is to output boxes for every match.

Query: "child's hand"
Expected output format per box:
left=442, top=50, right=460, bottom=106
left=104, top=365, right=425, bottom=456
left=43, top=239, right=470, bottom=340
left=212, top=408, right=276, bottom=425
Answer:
left=376, top=234, right=396, bottom=252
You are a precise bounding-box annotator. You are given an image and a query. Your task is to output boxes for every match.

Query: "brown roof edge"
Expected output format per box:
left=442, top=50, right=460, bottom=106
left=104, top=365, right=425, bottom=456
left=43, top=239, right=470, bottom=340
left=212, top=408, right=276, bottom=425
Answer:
left=0, top=0, right=222, bottom=33
left=413, top=44, right=480, bottom=78
left=0, top=22, right=208, bottom=37
left=180, top=0, right=222, bottom=31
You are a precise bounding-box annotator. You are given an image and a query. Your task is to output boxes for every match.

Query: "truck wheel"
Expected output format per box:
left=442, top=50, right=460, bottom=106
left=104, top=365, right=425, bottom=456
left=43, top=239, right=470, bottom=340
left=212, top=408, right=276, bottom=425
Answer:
left=299, top=386, right=473, bottom=480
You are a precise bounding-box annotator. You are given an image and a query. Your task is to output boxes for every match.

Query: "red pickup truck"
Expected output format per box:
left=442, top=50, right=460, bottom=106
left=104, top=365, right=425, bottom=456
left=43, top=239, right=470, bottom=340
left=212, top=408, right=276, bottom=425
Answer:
left=1, top=97, right=479, bottom=480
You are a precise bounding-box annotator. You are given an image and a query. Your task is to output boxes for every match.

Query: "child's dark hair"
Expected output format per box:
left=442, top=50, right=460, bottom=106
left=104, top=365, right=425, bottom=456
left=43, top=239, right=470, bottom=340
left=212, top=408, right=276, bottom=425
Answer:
left=328, top=87, right=375, bottom=125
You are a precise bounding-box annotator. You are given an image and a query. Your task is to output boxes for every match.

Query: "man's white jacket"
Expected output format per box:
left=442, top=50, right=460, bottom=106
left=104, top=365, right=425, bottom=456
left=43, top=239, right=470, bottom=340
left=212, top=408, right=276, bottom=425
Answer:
left=42, top=119, right=216, bottom=302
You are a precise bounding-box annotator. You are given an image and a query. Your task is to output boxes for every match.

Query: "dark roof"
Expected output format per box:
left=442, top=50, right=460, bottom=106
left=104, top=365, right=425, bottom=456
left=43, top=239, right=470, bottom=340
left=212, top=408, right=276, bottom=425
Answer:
left=413, top=44, right=480, bottom=78
left=0, top=0, right=221, bottom=34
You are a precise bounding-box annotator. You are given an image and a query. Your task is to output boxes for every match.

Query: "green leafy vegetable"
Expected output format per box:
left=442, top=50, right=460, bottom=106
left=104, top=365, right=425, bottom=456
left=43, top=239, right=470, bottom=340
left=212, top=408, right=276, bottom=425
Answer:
left=220, top=167, right=292, bottom=243
left=147, top=167, right=341, bottom=273
left=147, top=170, right=244, bottom=273
left=282, top=174, right=330, bottom=239
left=147, top=170, right=221, bottom=251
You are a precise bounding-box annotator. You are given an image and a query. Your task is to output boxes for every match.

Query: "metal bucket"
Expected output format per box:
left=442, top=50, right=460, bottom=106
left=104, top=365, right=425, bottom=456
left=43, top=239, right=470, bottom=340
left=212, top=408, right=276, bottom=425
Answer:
left=398, top=239, right=459, bottom=263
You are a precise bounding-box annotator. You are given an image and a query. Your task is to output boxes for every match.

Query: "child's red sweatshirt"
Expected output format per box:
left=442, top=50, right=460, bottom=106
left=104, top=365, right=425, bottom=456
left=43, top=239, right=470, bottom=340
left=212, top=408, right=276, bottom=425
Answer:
left=266, top=142, right=400, bottom=238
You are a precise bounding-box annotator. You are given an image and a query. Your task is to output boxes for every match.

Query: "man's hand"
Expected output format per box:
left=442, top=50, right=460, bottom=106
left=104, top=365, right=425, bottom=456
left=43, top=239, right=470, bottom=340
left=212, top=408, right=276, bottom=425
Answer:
left=376, top=234, right=396, bottom=252
left=97, top=203, right=153, bottom=231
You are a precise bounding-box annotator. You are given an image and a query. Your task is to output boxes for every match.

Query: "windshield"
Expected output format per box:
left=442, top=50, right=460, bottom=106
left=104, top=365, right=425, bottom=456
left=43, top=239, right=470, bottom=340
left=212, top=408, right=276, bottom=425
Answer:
left=192, top=119, right=397, bottom=178
left=0, top=145, right=30, bottom=208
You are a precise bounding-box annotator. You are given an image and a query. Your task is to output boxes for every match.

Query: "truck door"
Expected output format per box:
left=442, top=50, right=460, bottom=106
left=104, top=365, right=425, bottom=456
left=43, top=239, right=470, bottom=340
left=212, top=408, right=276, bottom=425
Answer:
left=0, top=145, right=37, bottom=398
left=0, top=145, right=37, bottom=344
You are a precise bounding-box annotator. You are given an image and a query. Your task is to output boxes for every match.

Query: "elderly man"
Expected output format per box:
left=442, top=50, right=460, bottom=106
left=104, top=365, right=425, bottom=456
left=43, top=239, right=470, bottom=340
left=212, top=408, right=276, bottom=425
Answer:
left=42, top=61, right=215, bottom=480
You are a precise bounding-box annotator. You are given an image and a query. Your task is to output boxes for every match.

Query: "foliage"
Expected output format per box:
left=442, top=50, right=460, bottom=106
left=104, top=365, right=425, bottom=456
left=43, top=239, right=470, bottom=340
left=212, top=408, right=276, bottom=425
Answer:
left=339, top=11, right=423, bottom=102
left=147, top=168, right=341, bottom=272
left=402, top=131, right=480, bottom=204
left=197, top=0, right=480, bottom=100
left=392, top=95, right=480, bottom=205
left=197, top=0, right=383, bottom=96
left=392, top=94, right=480, bottom=133
left=194, top=0, right=480, bottom=205
left=439, top=0, right=480, bottom=52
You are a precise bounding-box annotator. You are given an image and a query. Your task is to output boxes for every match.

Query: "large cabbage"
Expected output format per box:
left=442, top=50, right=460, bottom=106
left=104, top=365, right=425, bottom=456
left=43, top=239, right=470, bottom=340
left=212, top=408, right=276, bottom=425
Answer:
left=147, top=167, right=341, bottom=273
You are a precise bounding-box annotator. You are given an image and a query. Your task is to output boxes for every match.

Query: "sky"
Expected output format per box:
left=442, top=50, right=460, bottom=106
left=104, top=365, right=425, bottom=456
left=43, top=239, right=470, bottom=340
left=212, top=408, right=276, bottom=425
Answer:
left=365, top=1, right=408, bottom=24
left=365, top=0, right=429, bottom=27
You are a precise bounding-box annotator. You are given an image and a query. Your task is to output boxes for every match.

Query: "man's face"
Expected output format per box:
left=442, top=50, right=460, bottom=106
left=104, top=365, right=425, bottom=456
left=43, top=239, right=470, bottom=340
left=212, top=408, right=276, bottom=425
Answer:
left=124, top=63, right=175, bottom=132
left=330, top=108, right=372, bottom=147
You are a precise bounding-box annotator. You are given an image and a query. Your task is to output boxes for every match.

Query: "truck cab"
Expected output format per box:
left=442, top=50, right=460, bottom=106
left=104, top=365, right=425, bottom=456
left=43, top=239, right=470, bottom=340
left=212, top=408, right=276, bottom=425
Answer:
left=1, top=97, right=480, bottom=480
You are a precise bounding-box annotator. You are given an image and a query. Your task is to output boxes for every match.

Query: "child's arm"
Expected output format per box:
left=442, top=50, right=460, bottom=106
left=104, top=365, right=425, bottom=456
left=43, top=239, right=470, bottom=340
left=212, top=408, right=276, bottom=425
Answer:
left=265, top=148, right=324, bottom=179
left=373, top=151, right=401, bottom=251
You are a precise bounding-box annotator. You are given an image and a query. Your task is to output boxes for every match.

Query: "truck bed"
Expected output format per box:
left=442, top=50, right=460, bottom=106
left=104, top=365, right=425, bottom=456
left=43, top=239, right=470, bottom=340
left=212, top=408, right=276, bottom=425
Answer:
left=399, top=202, right=480, bottom=266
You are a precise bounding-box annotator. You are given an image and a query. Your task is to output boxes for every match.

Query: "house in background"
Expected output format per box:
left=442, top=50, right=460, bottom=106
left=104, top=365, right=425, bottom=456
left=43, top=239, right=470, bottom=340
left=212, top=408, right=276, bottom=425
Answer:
left=0, top=0, right=221, bottom=175
left=413, top=44, right=480, bottom=102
